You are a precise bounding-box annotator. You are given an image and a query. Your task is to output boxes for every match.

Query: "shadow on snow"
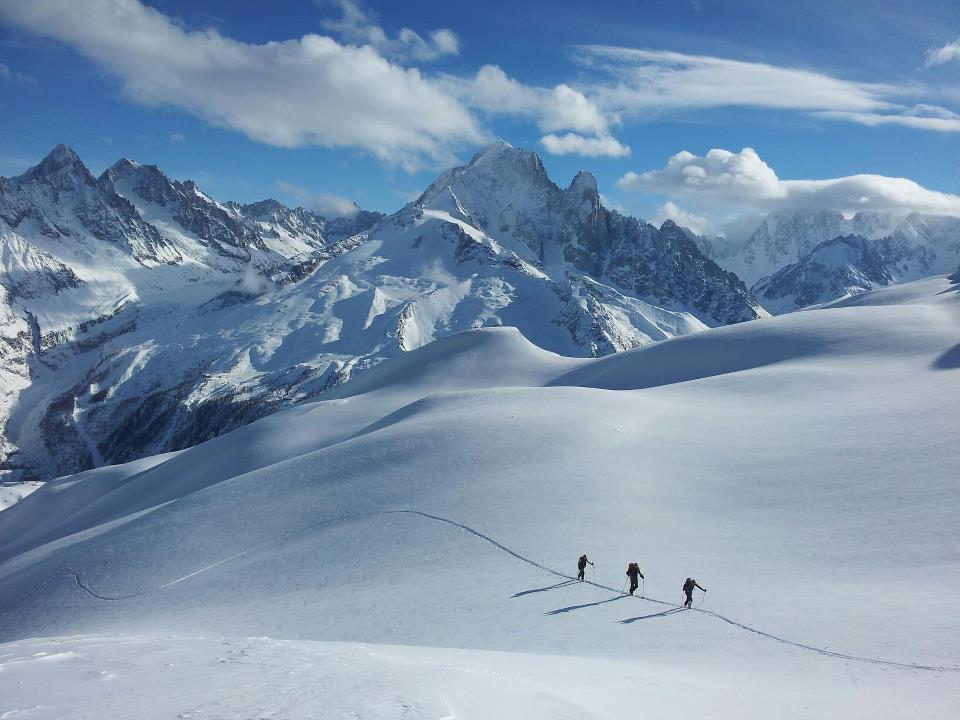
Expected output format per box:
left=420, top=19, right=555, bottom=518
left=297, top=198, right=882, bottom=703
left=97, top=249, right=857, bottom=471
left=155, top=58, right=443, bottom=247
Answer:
left=511, top=579, right=577, bottom=598
left=618, top=607, right=687, bottom=624
left=545, top=594, right=626, bottom=615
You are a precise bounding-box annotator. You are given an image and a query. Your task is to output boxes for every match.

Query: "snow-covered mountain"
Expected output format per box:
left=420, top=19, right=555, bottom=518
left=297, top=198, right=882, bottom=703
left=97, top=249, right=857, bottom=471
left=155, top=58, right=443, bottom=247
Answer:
left=0, top=143, right=762, bottom=483
left=703, top=210, right=960, bottom=285
left=416, top=144, right=762, bottom=327
left=751, top=234, right=894, bottom=314
left=0, top=145, right=384, bottom=482
left=1, top=276, right=957, bottom=717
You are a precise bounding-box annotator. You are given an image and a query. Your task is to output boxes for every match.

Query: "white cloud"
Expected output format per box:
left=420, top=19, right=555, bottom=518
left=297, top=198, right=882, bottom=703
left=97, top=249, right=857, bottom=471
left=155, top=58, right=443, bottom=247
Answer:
left=458, top=65, right=540, bottom=115
left=619, top=147, right=960, bottom=218
left=818, top=109, right=960, bottom=133
left=169, top=133, right=186, bottom=144
left=540, top=84, right=610, bottom=134
left=540, top=132, right=630, bottom=158
left=653, top=201, right=711, bottom=236
left=0, top=61, right=34, bottom=83
left=925, top=37, right=960, bottom=67
left=620, top=148, right=783, bottom=204
left=321, top=0, right=459, bottom=62
left=576, top=45, right=960, bottom=134
left=0, top=0, right=483, bottom=169
left=450, top=65, right=627, bottom=156
left=277, top=180, right=359, bottom=218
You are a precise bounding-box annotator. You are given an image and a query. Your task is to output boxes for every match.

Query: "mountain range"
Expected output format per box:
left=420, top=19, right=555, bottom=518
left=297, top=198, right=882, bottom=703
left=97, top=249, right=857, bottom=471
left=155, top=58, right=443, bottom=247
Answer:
left=1, top=143, right=957, bottom=483
left=687, top=209, right=959, bottom=313
left=0, top=142, right=764, bottom=482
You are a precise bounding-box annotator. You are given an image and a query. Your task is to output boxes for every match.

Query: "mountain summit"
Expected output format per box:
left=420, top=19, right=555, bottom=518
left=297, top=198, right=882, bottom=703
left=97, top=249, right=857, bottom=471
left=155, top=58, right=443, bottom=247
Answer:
left=0, top=143, right=761, bottom=482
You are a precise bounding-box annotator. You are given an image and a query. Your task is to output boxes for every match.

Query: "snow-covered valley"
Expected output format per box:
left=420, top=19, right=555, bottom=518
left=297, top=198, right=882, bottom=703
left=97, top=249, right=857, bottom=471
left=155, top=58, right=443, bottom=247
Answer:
left=1, top=274, right=957, bottom=718
left=0, top=143, right=768, bottom=484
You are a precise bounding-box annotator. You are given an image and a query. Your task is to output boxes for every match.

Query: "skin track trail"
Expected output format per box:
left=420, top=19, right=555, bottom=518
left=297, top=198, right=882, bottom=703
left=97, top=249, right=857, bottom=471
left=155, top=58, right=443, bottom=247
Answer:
left=61, top=508, right=959, bottom=673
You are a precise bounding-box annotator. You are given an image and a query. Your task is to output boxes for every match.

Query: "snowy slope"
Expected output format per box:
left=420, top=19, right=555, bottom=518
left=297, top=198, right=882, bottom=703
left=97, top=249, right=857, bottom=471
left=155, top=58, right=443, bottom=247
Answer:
left=0, top=143, right=762, bottom=483
left=0, top=480, right=41, bottom=511
left=1, top=276, right=957, bottom=718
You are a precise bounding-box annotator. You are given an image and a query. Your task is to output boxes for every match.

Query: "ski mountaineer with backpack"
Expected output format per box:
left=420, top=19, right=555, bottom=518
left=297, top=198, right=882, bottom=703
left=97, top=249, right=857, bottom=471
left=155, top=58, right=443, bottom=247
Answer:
left=683, top=578, right=706, bottom=608
left=577, top=554, right=594, bottom=581
left=626, top=562, right=644, bottom=595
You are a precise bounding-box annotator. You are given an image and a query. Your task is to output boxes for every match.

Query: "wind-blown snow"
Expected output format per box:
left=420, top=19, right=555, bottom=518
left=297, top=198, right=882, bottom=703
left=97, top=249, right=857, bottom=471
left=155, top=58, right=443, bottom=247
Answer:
left=0, top=276, right=957, bottom=718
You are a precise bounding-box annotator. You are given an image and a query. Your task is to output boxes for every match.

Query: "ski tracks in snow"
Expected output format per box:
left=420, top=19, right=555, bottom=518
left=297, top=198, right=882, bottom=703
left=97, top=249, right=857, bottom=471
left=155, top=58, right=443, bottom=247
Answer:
left=59, top=508, right=960, bottom=673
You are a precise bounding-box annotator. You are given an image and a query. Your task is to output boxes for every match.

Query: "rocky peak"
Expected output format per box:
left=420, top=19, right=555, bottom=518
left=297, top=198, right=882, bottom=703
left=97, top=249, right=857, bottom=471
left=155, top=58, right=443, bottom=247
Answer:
left=18, top=144, right=95, bottom=189
left=241, top=199, right=288, bottom=219
left=100, top=159, right=179, bottom=206
left=567, top=170, right=598, bottom=197
left=418, top=142, right=557, bottom=210
left=100, top=157, right=140, bottom=181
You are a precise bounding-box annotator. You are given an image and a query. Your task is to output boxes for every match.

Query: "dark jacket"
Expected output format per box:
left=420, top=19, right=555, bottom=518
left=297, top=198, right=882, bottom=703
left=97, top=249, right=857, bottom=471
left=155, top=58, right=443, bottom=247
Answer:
left=683, top=579, right=705, bottom=594
left=626, top=563, right=644, bottom=579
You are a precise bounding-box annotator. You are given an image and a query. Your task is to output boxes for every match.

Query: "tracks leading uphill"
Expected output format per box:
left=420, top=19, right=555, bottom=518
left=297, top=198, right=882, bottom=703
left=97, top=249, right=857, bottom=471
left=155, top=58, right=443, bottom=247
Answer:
left=63, top=509, right=959, bottom=673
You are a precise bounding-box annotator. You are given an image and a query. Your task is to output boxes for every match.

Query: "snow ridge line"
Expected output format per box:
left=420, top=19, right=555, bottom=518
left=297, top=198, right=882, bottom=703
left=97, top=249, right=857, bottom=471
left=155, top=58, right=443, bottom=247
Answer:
left=63, top=509, right=959, bottom=673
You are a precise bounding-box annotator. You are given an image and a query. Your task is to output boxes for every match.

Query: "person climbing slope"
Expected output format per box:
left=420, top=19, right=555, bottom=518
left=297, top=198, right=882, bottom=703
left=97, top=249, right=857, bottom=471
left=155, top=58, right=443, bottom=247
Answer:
left=577, top=554, right=593, bottom=581
left=682, top=577, right=706, bottom=607
left=626, top=562, right=644, bottom=595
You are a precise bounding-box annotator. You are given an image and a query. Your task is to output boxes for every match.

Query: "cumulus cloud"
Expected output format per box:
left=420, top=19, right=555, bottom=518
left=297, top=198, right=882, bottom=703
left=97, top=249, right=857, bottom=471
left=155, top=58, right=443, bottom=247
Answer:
left=0, top=0, right=482, bottom=168
left=620, top=148, right=783, bottom=204
left=461, top=64, right=540, bottom=115
left=540, top=132, right=630, bottom=158
left=320, top=0, right=460, bottom=63
left=277, top=180, right=360, bottom=218
left=925, top=37, right=960, bottom=67
left=619, top=147, right=960, bottom=219
left=449, top=65, right=628, bottom=157
left=540, top=84, right=610, bottom=134
left=575, top=45, right=960, bottom=134
left=457, top=66, right=612, bottom=134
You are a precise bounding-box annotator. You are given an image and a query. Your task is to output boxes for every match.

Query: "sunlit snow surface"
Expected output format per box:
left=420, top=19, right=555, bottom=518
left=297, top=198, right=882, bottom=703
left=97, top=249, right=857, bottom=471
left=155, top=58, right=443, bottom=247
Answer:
left=1, top=276, right=958, bottom=719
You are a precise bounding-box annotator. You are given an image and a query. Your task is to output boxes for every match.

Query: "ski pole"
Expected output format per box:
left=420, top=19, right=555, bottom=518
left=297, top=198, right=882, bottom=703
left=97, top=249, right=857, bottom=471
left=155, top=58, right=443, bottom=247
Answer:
left=641, top=577, right=645, bottom=596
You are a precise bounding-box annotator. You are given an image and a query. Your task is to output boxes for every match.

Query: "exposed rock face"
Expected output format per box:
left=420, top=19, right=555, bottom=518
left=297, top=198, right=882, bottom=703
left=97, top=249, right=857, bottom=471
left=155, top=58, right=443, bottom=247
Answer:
left=417, top=143, right=764, bottom=326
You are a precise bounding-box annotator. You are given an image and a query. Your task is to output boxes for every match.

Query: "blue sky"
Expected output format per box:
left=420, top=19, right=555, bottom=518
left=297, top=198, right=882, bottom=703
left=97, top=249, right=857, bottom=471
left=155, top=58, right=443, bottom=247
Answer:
left=1, top=0, right=959, bottom=232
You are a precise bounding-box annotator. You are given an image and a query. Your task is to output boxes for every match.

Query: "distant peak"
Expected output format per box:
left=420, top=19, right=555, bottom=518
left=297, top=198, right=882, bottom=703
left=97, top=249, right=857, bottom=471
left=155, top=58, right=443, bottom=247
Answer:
left=48, top=144, right=81, bottom=163
left=241, top=198, right=293, bottom=217
left=101, top=158, right=140, bottom=179
left=112, top=158, right=140, bottom=170
left=100, top=158, right=173, bottom=189
left=468, top=141, right=515, bottom=164
left=20, top=144, right=93, bottom=184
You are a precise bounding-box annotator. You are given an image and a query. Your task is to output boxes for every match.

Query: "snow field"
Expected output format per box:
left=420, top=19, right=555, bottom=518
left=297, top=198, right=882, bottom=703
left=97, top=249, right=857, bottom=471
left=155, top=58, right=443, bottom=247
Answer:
left=0, top=276, right=958, bottom=718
